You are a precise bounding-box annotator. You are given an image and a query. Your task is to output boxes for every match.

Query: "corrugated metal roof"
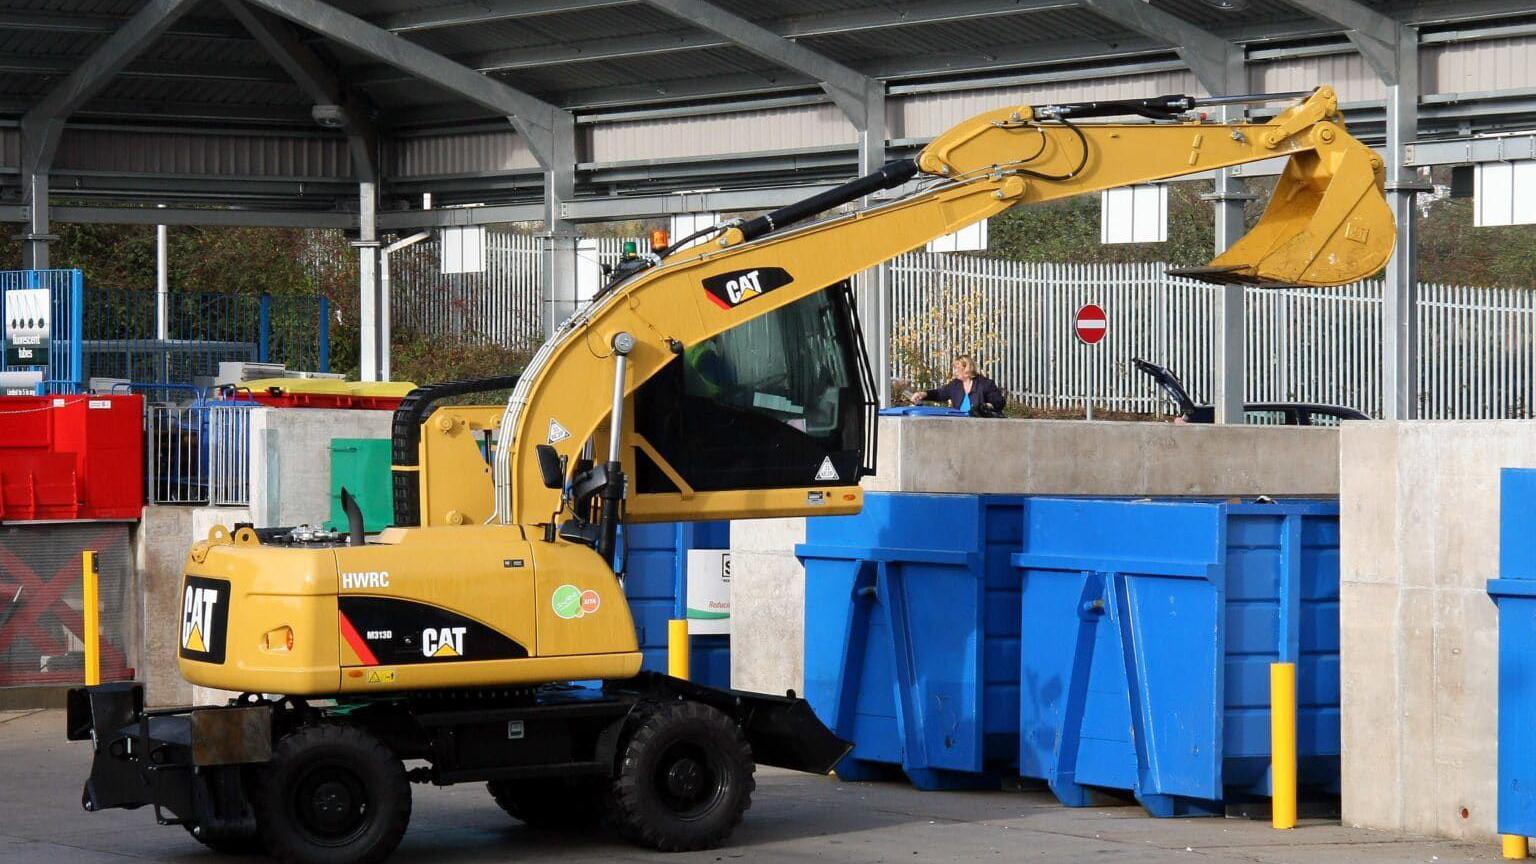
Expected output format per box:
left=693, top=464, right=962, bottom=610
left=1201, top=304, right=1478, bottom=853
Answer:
left=2, top=0, right=1535, bottom=210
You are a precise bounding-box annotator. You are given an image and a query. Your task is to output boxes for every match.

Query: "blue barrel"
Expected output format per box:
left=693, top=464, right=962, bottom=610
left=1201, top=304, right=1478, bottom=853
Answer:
left=622, top=521, right=731, bottom=689
left=1488, top=469, right=1536, bottom=837
left=797, top=493, right=1023, bottom=790
left=1012, top=496, right=1340, bottom=817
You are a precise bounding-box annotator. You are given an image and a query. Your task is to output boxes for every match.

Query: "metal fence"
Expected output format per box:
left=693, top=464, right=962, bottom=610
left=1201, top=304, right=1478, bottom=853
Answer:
left=82, top=289, right=329, bottom=387
left=388, top=232, right=643, bottom=347
left=890, top=255, right=1536, bottom=420
left=146, top=401, right=255, bottom=506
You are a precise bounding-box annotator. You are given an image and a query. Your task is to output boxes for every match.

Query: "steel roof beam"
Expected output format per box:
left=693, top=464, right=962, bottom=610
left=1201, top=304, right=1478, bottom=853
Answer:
left=221, top=0, right=378, bottom=181
left=0, top=54, right=287, bottom=83
left=1281, top=0, right=1405, bottom=82
left=641, top=0, right=878, bottom=129
left=20, top=0, right=204, bottom=175
left=358, top=0, right=1075, bottom=84
left=377, top=0, right=635, bottom=32
left=237, top=0, right=570, bottom=167
left=1079, top=0, right=1242, bottom=95
left=0, top=9, right=248, bottom=39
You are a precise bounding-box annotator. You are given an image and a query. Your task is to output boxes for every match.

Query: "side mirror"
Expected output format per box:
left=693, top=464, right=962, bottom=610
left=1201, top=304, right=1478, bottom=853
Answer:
left=536, top=444, right=564, bottom=490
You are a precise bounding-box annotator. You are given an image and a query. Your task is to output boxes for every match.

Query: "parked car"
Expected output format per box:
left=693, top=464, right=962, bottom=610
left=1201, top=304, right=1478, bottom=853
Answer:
left=1133, top=358, right=1369, bottom=425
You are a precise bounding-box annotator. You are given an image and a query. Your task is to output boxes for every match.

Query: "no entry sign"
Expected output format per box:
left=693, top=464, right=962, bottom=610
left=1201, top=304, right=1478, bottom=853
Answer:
left=1074, top=304, right=1107, bottom=345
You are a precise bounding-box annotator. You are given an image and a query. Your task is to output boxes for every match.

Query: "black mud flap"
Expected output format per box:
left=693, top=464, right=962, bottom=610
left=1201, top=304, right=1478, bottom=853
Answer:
left=617, top=672, right=852, bottom=775
left=67, top=683, right=261, bottom=836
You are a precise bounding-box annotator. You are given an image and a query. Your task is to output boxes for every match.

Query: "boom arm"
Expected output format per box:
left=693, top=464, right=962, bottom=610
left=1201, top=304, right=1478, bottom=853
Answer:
left=493, top=86, right=1392, bottom=532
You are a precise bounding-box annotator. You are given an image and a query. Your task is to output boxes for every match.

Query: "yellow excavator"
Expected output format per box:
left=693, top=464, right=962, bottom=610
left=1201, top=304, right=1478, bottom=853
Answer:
left=68, top=86, right=1392, bottom=864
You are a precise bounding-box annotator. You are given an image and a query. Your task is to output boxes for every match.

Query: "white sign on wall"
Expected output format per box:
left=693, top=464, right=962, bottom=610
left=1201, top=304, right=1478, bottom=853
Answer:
left=669, top=212, right=719, bottom=251
left=927, top=219, right=988, bottom=253
left=685, top=549, right=731, bottom=636
left=4, top=288, right=51, bottom=367
left=439, top=226, right=486, bottom=274
left=576, top=238, right=603, bottom=304
left=1474, top=161, right=1536, bottom=227
left=1100, top=184, right=1168, bottom=244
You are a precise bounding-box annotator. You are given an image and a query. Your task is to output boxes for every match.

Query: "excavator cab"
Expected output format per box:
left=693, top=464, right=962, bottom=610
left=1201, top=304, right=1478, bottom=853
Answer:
left=630, top=282, right=875, bottom=506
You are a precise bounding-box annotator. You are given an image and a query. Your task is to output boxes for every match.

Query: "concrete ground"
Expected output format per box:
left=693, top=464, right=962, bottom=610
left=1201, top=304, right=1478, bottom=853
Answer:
left=0, top=709, right=1499, bottom=864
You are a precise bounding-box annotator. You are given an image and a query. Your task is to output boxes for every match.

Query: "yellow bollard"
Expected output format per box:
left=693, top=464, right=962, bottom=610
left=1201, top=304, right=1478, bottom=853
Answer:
left=82, top=550, right=100, bottom=687
left=1503, top=835, right=1529, bottom=859
left=1271, top=661, right=1297, bottom=830
left=668, top=619, right=690, bottom=681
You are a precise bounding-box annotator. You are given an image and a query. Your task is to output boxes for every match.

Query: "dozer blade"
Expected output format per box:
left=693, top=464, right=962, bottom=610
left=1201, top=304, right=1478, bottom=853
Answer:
left=1172, top=143, right=1394, bottom=288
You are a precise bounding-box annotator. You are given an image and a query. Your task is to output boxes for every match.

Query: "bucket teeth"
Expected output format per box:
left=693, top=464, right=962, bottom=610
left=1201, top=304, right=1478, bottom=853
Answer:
left=1164, top=265, right=1303, bottom=289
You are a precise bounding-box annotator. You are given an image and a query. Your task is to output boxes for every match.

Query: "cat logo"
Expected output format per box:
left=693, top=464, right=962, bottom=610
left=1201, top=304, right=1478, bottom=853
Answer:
left=179, top=577, right=230, bottom=663
left=702, top=267, right=793, bottom=310
left=422, top=626, right=467, bottom=658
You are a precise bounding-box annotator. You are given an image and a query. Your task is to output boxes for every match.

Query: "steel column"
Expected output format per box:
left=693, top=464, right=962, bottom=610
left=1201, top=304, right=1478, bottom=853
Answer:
left=542, top=112, right=580, bottom=336
left=1381, top=37, right=1423, bottom=420
left=357, top=182, right=382, bottom=382
left=1210, top=90, right=1256, bottom=425
left=18, top=173, right=52, bottom=270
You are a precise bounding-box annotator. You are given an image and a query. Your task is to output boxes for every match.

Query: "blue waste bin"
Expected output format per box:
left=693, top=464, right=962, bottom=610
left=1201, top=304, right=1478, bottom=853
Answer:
left=1488, top=469, right=1536, bottom=837
left=797, top=492, right=1024, bottom=790
left=622, top=521, right=731, bottom=689
left=1012, top=496, right=1340, bottom=817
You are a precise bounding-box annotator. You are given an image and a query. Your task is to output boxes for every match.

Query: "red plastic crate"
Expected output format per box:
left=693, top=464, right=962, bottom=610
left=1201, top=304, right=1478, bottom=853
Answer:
left=0, top=394, right=145, bottom=521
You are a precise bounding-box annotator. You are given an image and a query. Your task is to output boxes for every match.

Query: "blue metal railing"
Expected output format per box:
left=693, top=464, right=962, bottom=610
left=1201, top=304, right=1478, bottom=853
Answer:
left=79, top=288, right=329, bottom=388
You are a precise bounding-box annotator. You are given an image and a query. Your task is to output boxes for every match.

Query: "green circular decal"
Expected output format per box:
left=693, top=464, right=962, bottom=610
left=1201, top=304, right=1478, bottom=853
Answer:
left=551, top=584, right=583, bottom=619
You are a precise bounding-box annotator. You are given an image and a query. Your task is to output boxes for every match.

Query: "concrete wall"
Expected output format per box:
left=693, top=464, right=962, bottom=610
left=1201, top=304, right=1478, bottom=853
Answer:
left=865, top=416, right=1341, bottom=495
left=247, top=407, right=392, bottom=528
left=135, top=505, right=250, bottom=707
left=731, top=417, right=1342, bottom=694
left=1340, top=421, right=1536, bottom=841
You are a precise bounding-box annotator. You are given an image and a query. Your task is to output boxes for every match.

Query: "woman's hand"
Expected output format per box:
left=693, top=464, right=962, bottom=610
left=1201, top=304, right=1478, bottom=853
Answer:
left=908, top=390, right=925, bottom=404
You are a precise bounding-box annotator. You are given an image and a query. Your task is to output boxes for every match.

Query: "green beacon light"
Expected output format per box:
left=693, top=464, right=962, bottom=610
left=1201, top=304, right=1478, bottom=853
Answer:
left=622, top=240, right=638, bottom=259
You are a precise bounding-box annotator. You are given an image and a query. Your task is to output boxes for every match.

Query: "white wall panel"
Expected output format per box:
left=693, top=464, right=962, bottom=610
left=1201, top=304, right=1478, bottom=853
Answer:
left=588, top=103, right=856, bottom=163
left=1249, top=52, right=1383, bottom=105
left=54, top=129, right=351, bottom=179
left=390, top=130, right=538, bottom=178
left=1429, top=36, right=1536, bottom=96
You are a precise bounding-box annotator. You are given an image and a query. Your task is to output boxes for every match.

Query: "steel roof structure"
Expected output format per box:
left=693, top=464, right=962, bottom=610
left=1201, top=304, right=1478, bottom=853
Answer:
left=3, top=0, right=1536, bottom=416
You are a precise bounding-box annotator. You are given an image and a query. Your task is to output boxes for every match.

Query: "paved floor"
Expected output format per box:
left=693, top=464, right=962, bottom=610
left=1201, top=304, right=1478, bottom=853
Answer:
left=0, top=708, right=1500, bottom=863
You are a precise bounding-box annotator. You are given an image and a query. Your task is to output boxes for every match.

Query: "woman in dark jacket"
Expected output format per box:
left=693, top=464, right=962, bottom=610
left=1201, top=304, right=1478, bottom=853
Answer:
left=910, top=355, right=1005, bottom=414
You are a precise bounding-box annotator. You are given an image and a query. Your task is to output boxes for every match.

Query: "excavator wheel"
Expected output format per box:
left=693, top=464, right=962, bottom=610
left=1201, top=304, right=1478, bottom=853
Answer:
left=487, top=777, right=604, bottom=828
left=254, top=724, right=412, bottom=864
left=605, top=700, right=755, bottom=852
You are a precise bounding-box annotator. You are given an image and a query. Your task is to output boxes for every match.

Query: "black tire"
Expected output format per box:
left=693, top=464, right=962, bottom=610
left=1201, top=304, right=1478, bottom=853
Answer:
left=183, top=822, right=257, bottom=854
left=605, top=700, right=754, bottom=852
left=254, top=724, right=411, bottom=864
left=487, top=777, right=604, bottom=828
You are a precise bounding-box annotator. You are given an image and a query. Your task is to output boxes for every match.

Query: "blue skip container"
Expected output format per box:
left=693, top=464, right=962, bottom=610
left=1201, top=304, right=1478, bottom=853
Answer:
left=1012, top=496, right=1340, bottom=816
left=622, top=522, right=731, bottom=689
left=797, top=493, right=1023, bottom=790
left=1488, top=469, right=1536, bottom=837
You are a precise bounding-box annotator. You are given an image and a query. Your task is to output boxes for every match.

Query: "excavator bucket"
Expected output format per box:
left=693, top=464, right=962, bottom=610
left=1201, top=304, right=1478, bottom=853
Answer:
left=1172, top=143, right=1395, bottom=287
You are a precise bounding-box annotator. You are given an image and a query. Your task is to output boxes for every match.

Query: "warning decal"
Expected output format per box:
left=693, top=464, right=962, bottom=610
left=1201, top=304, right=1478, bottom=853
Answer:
left=814, top=457, right=840, bottom=482
left=547, top=418, right=571, bottom=443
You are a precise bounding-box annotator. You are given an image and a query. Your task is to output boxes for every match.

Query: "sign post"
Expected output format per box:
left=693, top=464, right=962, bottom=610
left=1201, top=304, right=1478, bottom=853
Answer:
left=1074, top=303, right=1107, bottom=420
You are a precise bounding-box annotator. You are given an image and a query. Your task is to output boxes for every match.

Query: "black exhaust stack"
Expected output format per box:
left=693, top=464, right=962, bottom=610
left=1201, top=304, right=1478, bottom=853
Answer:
left=341, top=487, right=365, bottom=546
